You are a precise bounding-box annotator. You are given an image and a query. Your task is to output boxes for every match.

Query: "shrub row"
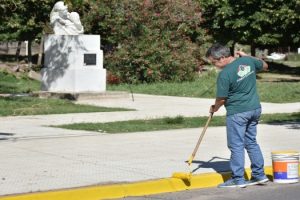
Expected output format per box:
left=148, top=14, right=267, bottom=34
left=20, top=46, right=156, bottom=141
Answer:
left=80, top=0, right=208, bottom=83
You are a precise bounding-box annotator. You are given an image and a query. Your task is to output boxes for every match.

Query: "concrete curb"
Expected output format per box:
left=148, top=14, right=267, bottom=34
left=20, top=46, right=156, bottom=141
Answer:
left=2, top=166, right=298, bottom=200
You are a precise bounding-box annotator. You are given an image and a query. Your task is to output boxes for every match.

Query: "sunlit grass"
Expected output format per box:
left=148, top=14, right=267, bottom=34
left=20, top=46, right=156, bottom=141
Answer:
left=108, top=69, right=300, bottom=103
left=55, top=112, right=300, bottom=133
left=0, top=96, right=132, bottom=116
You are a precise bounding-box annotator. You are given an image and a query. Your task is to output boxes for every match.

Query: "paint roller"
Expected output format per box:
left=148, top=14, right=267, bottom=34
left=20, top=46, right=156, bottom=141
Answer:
left=172, top=112, right=213, bottom=182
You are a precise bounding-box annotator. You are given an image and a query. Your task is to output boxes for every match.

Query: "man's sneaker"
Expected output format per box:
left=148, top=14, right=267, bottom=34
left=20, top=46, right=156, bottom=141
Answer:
left=218, top=179, right=247, bottom=188
left=246, top=176, right=269, bottom=186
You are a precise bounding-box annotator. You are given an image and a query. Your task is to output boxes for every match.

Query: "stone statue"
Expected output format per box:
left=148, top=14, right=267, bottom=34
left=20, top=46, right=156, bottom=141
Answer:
left=50, top=1, right=84, bottom=35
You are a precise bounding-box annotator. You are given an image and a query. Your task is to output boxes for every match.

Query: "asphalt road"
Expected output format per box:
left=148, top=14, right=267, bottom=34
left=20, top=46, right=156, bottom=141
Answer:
left=121, top=182, right=300, bottom=200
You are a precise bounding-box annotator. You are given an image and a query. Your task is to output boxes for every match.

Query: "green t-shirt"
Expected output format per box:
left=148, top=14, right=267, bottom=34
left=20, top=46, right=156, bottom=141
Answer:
left=216, top=56, right=263, bottom=116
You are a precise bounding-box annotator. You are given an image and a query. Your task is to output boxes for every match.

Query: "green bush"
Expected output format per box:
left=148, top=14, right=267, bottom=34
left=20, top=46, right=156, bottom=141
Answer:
left=106, top=36, right=201, bottom=83
left=81, top=0, right=207, bottom=83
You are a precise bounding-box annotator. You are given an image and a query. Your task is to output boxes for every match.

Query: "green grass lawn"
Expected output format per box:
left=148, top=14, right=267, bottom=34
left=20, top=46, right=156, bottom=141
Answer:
left=55, top=112, right=300, bottom=133
left=108, top=68, right=300, bottom=103
left=0, top=71, right=40, bottom=93
left=0, top=96, right=132, bottom=116
left=2, top=61, right=299, bottom=104
left=108, top=70, right=217, bottom=98
left=258, top=81, right=300, bottom=103
left=1, top=59, right=299, bottom=118
left=0, top=71, right=132, bottom=116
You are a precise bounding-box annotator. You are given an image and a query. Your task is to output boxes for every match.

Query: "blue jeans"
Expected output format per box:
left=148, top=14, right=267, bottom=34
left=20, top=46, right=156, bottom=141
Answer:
left=226, top=108, right=265, bottom=182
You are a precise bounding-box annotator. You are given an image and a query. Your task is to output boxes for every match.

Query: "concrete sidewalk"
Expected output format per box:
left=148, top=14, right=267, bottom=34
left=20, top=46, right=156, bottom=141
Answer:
left=0, top=94, right=299, bottom=196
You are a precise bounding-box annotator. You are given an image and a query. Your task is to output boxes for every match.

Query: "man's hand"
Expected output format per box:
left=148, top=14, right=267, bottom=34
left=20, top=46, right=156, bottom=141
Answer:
left=210, top=98, right=226, bottom=114
left=235, top=51, right=248, bottom=57
left=209, top=105, right=216, bottom=113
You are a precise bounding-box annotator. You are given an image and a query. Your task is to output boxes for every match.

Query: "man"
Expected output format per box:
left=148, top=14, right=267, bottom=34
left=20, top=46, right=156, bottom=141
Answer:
left=206, top=43, right=269, bottom=188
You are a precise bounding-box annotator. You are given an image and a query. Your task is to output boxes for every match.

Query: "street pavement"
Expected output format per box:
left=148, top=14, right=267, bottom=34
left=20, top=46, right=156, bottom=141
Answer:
left=121, top=182, right=300, bottom=200
left=0, top=94, right=299, bottom=196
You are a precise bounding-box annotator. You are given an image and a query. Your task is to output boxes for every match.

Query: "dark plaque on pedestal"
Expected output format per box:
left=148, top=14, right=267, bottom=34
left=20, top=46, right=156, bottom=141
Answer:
left=84, top=54, right=97, bottom=65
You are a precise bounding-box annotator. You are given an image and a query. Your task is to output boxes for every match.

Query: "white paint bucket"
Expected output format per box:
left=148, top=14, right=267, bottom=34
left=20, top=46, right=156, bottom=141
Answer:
left=271, top=151, right=299, bottom=183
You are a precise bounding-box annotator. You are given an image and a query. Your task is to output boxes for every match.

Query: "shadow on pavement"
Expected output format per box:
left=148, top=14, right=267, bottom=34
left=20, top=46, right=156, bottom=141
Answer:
left=267, top=122, right=300, bottom=130
left=191, top=156, right=250, bottom=181
left=0, top=132, right=14, bottom=140
left=263, top=113, right=300, bottom=130
left=191, top=156, right=230, bottom=173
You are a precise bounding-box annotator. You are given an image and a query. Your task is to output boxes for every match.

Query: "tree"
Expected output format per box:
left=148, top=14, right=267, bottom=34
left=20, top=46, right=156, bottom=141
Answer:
left=80, top=0, right=207, bottom=83
left=1, top=0, right=208, bottom=83
left=199, top=0, right=300, bottom=55
left=0, top=0, right=55, bottom=67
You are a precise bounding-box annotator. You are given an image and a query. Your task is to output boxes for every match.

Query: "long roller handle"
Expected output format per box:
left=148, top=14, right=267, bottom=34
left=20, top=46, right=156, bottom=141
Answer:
left=187, top=112, right=213, bottom=166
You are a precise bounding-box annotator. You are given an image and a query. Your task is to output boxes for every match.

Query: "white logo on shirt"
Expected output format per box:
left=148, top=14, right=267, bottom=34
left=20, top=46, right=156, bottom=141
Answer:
left=237, top=65, right=253, bottom=82
left=237, top=65, right=251, bottom=77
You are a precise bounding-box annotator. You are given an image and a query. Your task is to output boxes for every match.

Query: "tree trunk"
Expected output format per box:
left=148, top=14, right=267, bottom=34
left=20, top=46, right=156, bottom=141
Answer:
left=28, top=40, right=32, bottom=69
left=250, top=44, right=256, bottom=56
left=230, top=42, right=235, bottom=56
left=16, top=41, right=22, bottom=63
left=37, top=36, right=44, bottom=66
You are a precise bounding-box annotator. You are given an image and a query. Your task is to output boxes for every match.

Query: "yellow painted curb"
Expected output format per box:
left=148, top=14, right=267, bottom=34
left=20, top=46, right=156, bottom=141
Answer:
left=0, top=166, right=298, bottom=200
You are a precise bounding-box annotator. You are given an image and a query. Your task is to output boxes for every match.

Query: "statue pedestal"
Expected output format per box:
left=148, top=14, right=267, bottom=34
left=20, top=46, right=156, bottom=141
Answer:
left=42, top=35, right=106, bottom=93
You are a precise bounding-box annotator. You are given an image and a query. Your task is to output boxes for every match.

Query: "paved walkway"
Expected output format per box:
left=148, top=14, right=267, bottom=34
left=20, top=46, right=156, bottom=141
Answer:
left=0, top=94, right=299, bottom=195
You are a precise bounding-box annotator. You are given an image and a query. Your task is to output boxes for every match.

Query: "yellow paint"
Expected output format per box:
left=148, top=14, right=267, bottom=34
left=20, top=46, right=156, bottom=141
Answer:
left=0, top=166, right=298, bottom=200
left=271, top=150, right=299, bottom=155
left=172, top=172, right=192, bottom=181
left=187, top=155, right=194, bottom=165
